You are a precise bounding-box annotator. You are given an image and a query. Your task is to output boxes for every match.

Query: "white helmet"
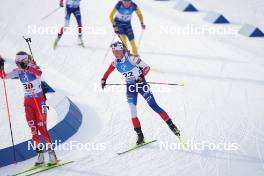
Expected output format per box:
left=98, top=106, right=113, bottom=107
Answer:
left=110, top=41, right=125, bottom=51
left=15, top=51, right=29, bottom=64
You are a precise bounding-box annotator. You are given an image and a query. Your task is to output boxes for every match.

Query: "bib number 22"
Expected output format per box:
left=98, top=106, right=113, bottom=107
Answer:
left=123, top=72, right=134, bottom=79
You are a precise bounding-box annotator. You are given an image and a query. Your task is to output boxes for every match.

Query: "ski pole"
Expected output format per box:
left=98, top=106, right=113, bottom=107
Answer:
left=22, top=36, right=40, bottom=66
left=137, top=29, right=144, bottom=52
left=117, top=34, right=129, bottom=51
left=147, top=82, right=184, bottom=86
left=1, top=70, right=17, bottom=163
left=106, top=82, right=184, bottom=86
left=102, top=34, right=116, bottom=64
left=106, top=83, right=127, bottom=86
left=40, top=7, right=61, bottom=21
left=22, top=36, right=34, bottom=59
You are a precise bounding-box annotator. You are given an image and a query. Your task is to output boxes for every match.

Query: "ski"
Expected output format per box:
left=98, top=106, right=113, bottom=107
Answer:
left=177, top=135, right=188, bottom=149
left=53, top=37, right=60, bottom=50
left=24, top=161, right=74, bottom=176
left=78, top=42, right=85, bottom=48
left=53, top=43, right=85, bottom=49
left=9, top=163, right=46, bottom=176
left=78, top=35, right=85, bottom=48
left=53, top=44, right=58, bottom=50
left=117, top=140, right=157, bottom=155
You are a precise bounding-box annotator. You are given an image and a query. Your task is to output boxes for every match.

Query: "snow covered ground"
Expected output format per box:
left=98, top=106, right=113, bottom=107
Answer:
left=0, top=0, right=264, bottom=175
left=188, top=0, right=264, bottom=30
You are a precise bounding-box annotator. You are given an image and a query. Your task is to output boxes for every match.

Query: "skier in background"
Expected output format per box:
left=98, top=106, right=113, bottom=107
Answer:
left=54, top=0, right=84, bottom=49
left=0, top=52, right=58, bottom=166
left=110, top=0, right=146, bottom=56
left=101, top=41, right=181, bottom=145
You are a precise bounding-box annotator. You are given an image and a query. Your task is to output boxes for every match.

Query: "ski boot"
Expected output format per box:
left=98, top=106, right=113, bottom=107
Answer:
left=78, top=33, right=84, bottom=47
left=166, top=119, right=187, bottom=148
left=166, top=119, right=180, bottom=137
left=135, top=128, right=145, bottom=145
left=35, top=148, right=45, bottom=166
left=53, top=35, right=61, bottom=50
left=47, top=149, right=58, bottom=166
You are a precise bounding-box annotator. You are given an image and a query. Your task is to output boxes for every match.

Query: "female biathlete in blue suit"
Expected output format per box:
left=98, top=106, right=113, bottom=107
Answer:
left=101, top=41, right=181, bottom=145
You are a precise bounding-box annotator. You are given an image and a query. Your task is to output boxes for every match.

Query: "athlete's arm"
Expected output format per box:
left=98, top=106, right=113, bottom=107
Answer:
left=110, top=8, right=117, bottom=26
left=130, top=56, right=150, bottom=77
left=101, top=62, right=116, bottom=89
left=138, top=59, right=150, bottom=76
left=103, top=63, right=116, bottom=80
left=60, top=0, right=64, bottom=7
left=27, top=66, right=42, bottom=77
left=135, top=8, right=144, bottom=24
left=1, top=69, right=19, bottom=79
left=0, top=70, right=5, bottom=79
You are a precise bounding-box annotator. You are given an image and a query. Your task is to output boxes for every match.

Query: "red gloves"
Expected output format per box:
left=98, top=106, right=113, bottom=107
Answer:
left=59, top=0, right=64, bottom=7
left=0, top=69, right=5, bottom=79
left=141, top=66, right=150, bottom=76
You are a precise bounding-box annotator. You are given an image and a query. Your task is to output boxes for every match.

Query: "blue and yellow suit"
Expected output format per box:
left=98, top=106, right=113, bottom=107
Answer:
left=110, top=1, right=144, bottom=55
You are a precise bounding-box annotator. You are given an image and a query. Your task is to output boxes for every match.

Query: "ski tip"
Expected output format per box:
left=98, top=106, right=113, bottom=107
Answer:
left=47, top=159, right=61, bottom=166
left=59, top=160, right=74, bottom=165
left=50, top=160, right=73, bottom=165
left=179, top=82, right=185, bottom=86
left=78, top=43, right=85, bottom=48
left=178, top=136, right=188, bottom=149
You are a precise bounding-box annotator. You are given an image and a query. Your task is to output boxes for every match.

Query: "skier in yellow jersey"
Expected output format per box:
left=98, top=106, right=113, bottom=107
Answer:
left=110, top=0, right=146, bottom=56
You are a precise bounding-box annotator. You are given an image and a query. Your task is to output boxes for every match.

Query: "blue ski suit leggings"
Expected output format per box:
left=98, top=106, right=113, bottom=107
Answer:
left=126, top=80, right=170, bottom=128
left=65, top=6, right=82, bottom=27
left=115, top=21, right=135, bottom=41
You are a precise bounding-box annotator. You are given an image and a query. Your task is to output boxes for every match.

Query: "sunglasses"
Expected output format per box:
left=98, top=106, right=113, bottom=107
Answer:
left=16, top=60, right=27, bottom=65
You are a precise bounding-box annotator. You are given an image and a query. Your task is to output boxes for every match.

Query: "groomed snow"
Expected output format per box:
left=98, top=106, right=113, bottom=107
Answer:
left=0, top=0, right=264, bottom=175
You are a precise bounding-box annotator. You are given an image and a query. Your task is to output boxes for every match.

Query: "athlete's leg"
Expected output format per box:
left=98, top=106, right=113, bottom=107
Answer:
left=126, top=24, right=138, bottom=55
left=24, top=99, right=40, bottom=148
left=120, top=34, right=128, bottom=48
left=73, top=7, right=82, bottom=34
left=35, top=97, right=58, bottom=163
left=115, top=22, right=128, bottom=48
left=129, top=39, right=138, bottom=56
left=127, top=83, right=140, bottom=128
left=138, top=82, right=169, bottom=121
left=138, top=82, right=180, bottom=136
left=35, top=96, right=52, bottom=146
left=127, top=83, right=145, bottom=144
left=58, top=6, right=72, bottom=36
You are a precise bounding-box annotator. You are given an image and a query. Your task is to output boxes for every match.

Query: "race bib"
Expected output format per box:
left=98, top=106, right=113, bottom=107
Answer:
left=22, top=79, right=42, bottom=96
